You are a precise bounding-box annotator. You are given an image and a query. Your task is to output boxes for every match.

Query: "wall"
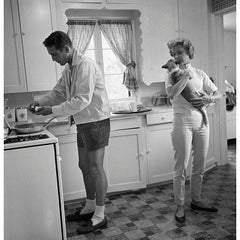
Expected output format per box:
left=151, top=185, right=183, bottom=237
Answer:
left=223, top=30, right=236, bottom=88
left=4, top=91, right=48, bottom=109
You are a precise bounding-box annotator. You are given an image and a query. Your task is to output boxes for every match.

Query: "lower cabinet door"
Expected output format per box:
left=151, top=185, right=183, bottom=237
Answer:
left=146, top=123, right=175, bottom=184
left=105, top=128, right=147, bottom=193
left=58, top=134, right=86, bottom=201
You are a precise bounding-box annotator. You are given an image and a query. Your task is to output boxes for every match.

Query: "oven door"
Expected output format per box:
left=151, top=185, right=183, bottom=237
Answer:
left=4, top=144, right=66, bottom=240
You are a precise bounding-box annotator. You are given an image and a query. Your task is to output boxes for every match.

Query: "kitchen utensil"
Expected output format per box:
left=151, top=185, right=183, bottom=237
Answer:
left=4, top=116, right=57, bottom=135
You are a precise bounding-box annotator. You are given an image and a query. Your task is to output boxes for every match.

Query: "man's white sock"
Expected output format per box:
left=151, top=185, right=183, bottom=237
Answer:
left=91, top=205, right=105, bottom=226
left=80, top=199, right=96, bottom=215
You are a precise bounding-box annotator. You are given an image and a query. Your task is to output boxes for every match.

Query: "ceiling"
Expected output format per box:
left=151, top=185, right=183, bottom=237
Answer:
left=223, top=11, right=236, bottom=31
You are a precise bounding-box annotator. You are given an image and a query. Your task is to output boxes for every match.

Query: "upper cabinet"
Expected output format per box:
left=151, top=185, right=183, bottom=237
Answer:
left=4, top=0, right=58, bottom=93
left=4, top=0, right=27, bottom=93
left=140, top=0, right=210, bottom=85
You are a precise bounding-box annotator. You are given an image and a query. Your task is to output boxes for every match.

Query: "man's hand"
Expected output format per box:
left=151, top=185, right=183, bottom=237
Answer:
left=34, top=106, right=53, bottom=116
left=28, top=102, right=39, bottom=113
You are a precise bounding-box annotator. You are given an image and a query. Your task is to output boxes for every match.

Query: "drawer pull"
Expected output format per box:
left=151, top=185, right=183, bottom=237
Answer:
left=161, top=117, right=165, bottom=120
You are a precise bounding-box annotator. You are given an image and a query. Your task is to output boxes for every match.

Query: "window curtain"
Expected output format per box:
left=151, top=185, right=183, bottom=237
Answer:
left=67, top=20, right=96, bottom=54
left=98, top=19, right=138, bottom=91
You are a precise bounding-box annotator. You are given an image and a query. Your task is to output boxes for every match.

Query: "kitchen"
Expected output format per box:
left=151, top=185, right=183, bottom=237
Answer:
left=3, top=0, right=236, bottom=239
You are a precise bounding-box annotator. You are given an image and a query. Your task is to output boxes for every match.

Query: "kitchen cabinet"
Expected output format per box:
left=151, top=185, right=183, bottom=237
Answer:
left=4, top=0, right=27, bottom=93
left=145, top=111, right=174, bottom=184
left=146, top=123, right=174, bottom=184
left=4, top=0, right=58, bottom=93
left=49, top=117, right=147, bottom=201
left=140, top=0, right=209, bottom=85
left=226, top=108, right=236, bottom=140
left=49, top=124, right=86, bottom=201
left=105, top=126, right=147, bottom=193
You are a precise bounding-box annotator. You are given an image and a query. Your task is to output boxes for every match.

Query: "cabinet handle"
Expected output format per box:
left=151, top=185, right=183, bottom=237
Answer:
left=161, top=117, right=165, bottom=120
left=146, top=150, right=150, bottom=154
left=21, top=32, right=26, bottom=36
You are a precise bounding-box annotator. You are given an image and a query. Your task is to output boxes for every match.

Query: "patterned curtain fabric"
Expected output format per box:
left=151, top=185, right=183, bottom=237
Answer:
left=67, top=20, right=96, bottom=54
left=98, top=19, right=138, bottom=91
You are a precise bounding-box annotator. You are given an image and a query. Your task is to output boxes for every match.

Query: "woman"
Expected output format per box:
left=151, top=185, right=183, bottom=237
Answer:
left=165, top=38, right=221, bottom=223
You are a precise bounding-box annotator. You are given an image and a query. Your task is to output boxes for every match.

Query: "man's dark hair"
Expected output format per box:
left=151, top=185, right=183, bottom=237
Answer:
left=43, top=31, right=72, bottom=50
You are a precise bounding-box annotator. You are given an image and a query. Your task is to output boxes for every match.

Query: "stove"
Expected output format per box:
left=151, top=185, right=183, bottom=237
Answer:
left=4, top=130, right=66, bottom=239
left=4, top=134, right=49, bottom=144
left=4, top=130, right=58, bottom=150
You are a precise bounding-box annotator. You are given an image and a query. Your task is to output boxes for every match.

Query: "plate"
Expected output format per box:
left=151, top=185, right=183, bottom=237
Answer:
left=112, top=108, right=152, bottom=114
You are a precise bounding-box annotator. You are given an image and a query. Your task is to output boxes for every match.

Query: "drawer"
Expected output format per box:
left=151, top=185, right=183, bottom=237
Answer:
left=146, top=112, right=173, bottom=125
left=48, top=124, right=77, bottom=136
left=110, top=116, right=142, bottom=131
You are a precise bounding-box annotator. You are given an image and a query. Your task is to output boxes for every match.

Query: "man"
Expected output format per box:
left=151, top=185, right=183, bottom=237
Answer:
left=29, top=31, right=110, bottom=234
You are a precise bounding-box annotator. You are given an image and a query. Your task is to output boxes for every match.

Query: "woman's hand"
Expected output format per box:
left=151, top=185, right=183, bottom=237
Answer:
left=184, top=69, right=193, bottom=79
left=191, top=94, right=212, bottom=108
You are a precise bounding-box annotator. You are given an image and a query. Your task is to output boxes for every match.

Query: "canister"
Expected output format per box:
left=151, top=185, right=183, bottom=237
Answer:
left=16, top=107, right=28, bottom=122
left=4, top=107, right=16, bottom=122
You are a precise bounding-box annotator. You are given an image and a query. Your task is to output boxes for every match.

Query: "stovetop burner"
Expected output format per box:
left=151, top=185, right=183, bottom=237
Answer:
left=4, top=134, right=49, bottom=144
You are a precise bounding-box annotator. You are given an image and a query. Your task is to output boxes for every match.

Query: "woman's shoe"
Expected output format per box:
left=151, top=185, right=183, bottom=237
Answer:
left=191, top=202, right=218, bottom=212
left=175, top=207, right=185, bottom=223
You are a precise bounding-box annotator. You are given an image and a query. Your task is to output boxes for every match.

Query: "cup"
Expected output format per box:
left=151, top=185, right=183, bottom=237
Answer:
left=4, top=108, right=16, bottom=122
left=16, top=108, right=28, bottom=122
left=129, top=101, right=137, bottom=112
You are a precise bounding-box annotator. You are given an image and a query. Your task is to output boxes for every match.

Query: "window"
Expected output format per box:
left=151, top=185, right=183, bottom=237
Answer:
left=84, top=25, right=131, bottom=101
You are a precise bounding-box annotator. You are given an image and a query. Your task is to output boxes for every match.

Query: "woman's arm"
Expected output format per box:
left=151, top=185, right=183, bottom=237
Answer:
left=166, top=71, right=191, bottom=99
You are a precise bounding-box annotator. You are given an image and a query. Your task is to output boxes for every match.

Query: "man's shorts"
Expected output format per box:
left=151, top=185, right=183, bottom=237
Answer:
left=76, top=118, right=110, bottom=150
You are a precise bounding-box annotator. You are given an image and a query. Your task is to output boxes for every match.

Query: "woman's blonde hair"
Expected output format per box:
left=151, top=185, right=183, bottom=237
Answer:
left=167, top=38, right=194, bottom=59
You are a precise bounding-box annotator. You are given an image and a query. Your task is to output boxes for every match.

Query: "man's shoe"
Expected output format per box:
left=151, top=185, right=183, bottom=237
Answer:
left=66, top=210, right=94, bottom=222
left=77, top=217, right=108, bottom=234
left=175, top=210, right=185, bottom=223
left=191, top=203, right=218, bottom=212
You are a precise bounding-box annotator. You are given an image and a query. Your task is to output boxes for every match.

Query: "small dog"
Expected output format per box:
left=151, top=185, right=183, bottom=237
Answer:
left=162, top=59, right=207, bottom=126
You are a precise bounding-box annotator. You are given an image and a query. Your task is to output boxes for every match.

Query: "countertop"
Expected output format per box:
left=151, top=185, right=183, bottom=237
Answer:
left=11, top=105, right=173, bottom=127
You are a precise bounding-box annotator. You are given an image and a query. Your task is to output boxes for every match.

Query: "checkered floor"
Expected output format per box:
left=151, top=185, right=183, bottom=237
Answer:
left=65, top=142, right=236, bottom=240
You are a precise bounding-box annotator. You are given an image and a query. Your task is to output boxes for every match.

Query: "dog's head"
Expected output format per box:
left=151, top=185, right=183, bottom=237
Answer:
left=162, top=59, right=178, bottom=72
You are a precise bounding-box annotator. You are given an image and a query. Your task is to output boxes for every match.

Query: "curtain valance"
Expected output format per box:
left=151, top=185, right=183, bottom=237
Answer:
left=67, top=20, right=97, bottom=25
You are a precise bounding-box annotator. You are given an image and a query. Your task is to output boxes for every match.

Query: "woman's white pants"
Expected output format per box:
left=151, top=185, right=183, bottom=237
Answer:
left=171, top=113, right=209, bottom=206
